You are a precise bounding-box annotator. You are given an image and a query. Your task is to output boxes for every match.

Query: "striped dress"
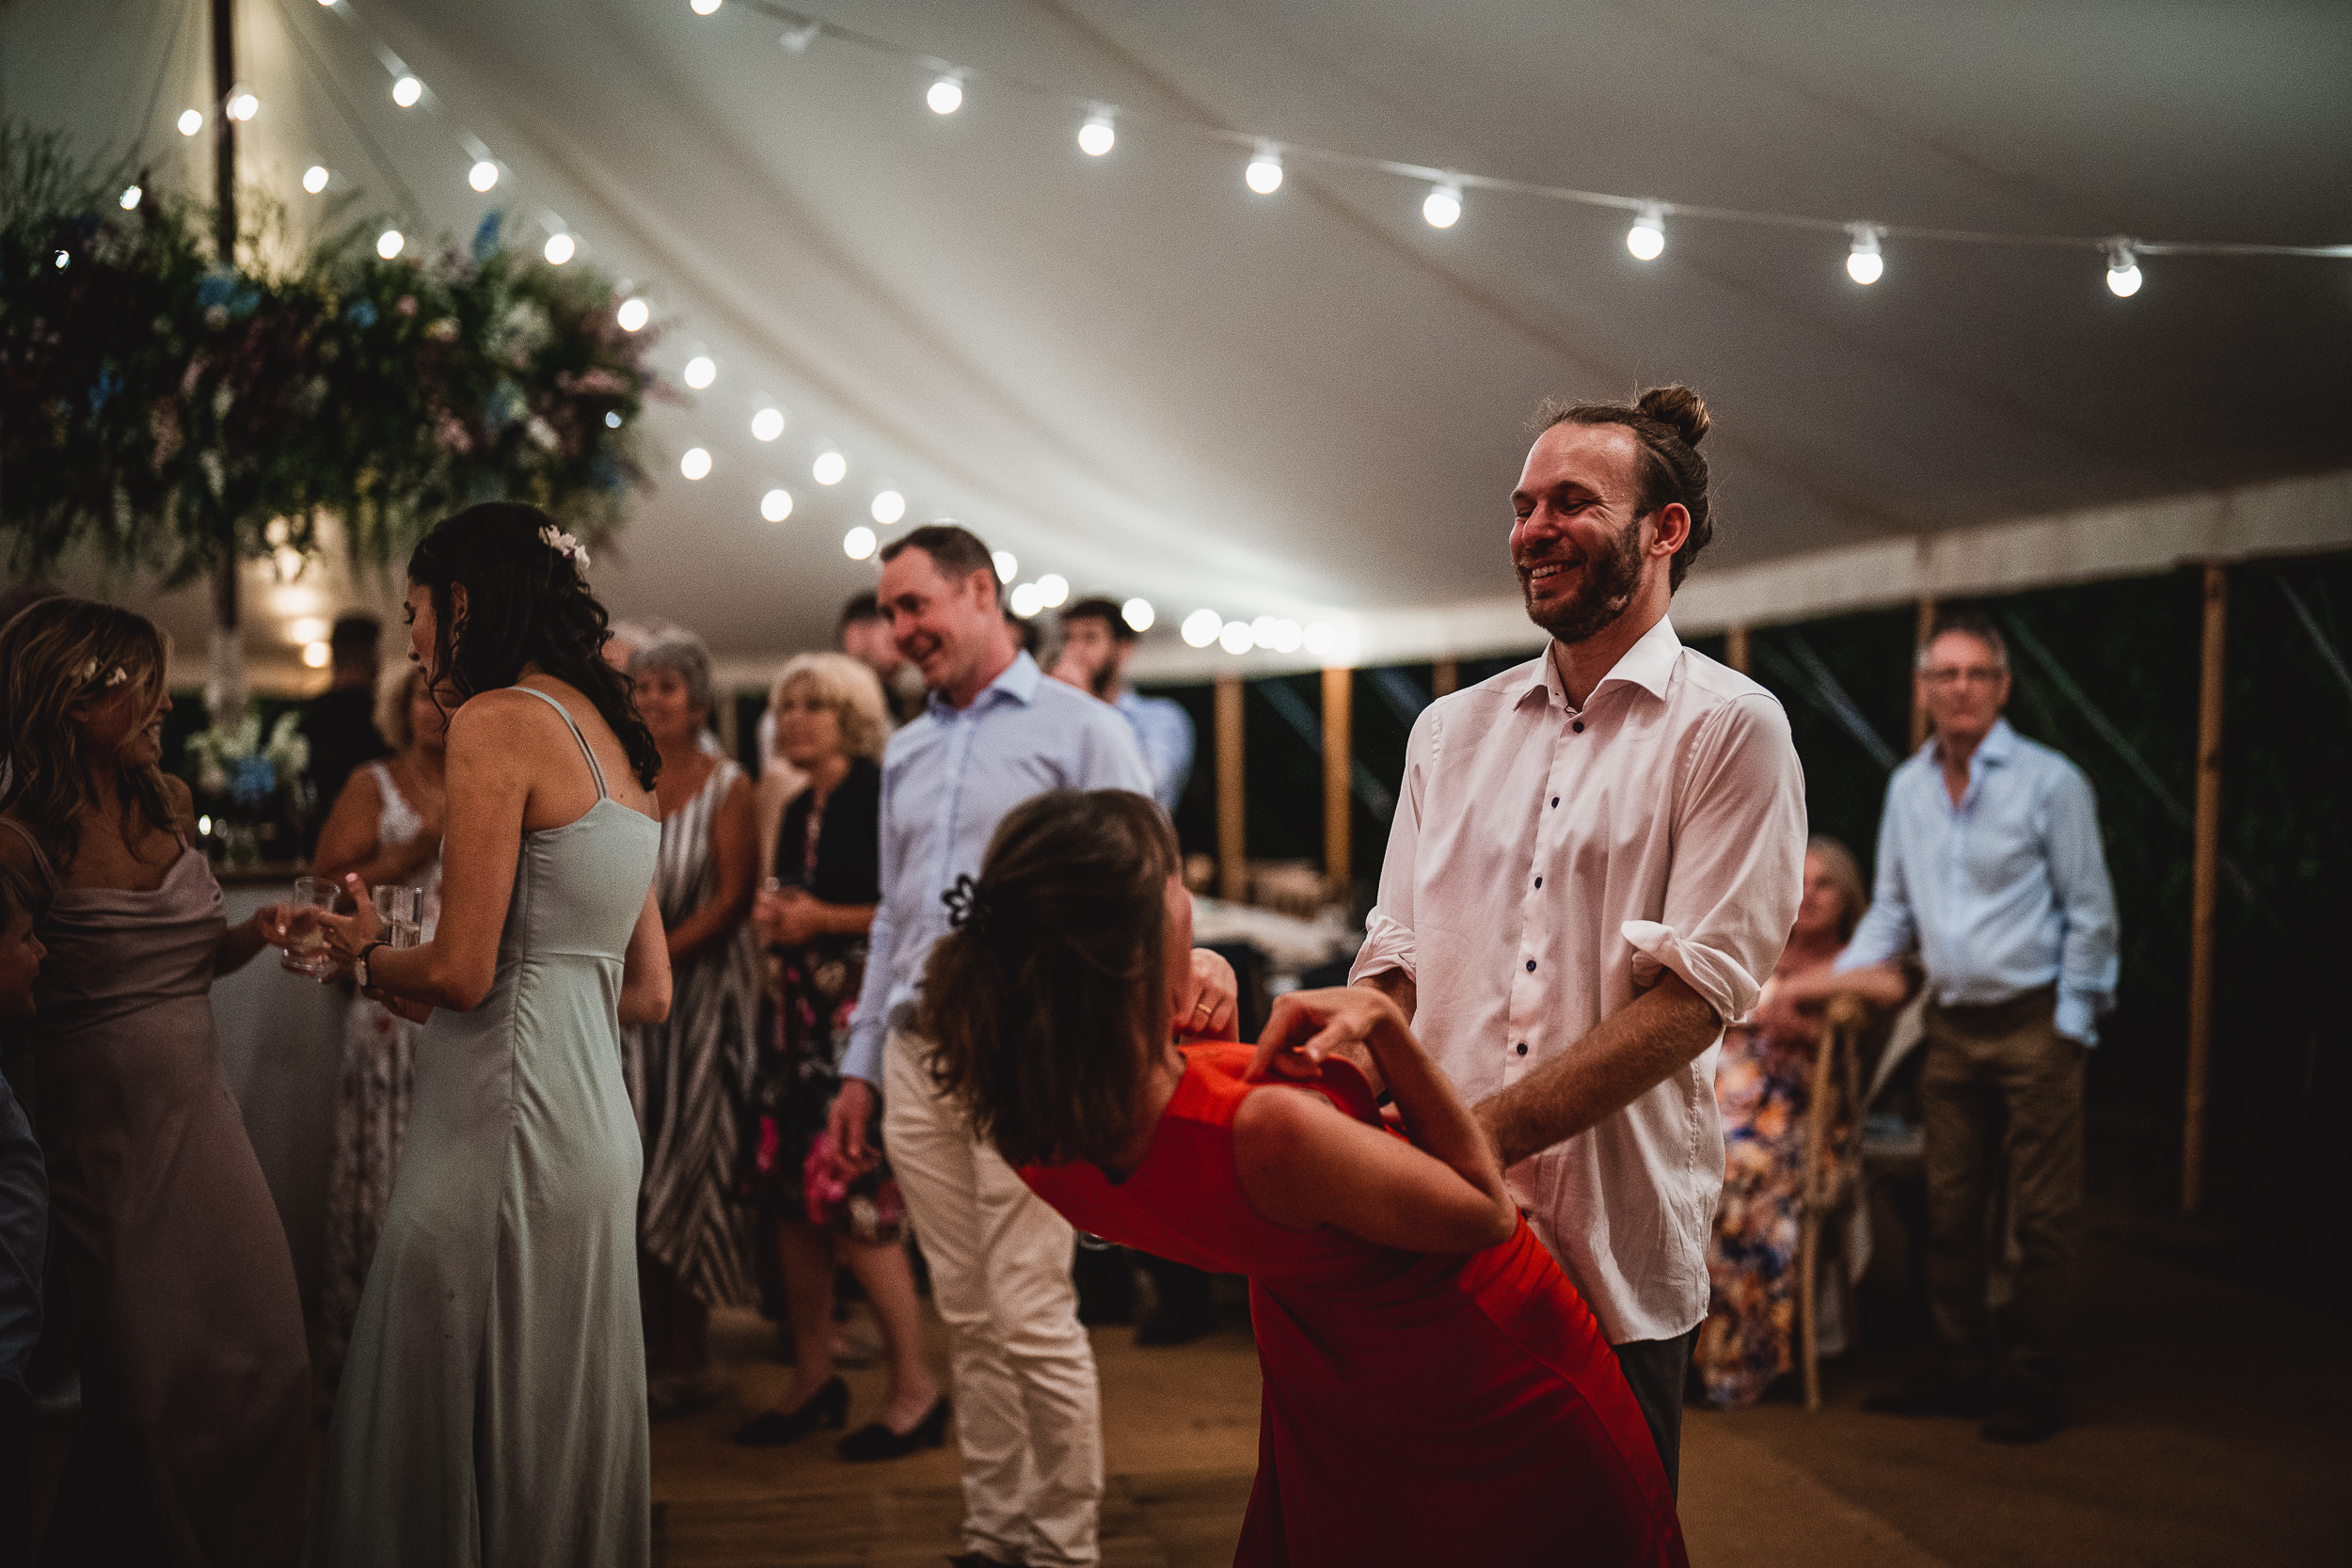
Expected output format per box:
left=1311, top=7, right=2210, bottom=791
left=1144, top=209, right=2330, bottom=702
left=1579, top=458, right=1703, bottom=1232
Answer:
left=623, top=757, right=757, bottom=1309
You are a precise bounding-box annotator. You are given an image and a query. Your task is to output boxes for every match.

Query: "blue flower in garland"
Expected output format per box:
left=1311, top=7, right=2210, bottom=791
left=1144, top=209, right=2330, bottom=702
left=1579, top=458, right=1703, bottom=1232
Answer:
left=484, top=378, right=526, bottom=431
left=228, top=754, right=276, bottom=805
left=88, top=365, right=121, bottom=415
left=472, top=210, right=504, bottom=263
left=344, top=298, right=378, bottom=329
left=196, top=271, right=261, bottom=318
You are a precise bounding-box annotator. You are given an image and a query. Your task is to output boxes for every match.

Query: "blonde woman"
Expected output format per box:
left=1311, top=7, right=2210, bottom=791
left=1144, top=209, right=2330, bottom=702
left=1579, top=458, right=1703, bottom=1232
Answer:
left=734, top=654, right=942, bottom=1457
left=310, top=662, right=450, bottom=1399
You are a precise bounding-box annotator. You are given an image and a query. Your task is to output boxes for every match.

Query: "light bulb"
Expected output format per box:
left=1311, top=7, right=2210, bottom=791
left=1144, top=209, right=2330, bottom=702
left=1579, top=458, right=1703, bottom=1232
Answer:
left=691, top=0, right=723, bottom=13
left=751, top=406, right=784, bottom=441
left=1250, top=614, right=1280, bottom=649
left=376, top=229, right=405, bottom=260
left=1271, top=619, right=1303, bottom=654
left=680, top=447, right=711, bottom=481
left=290, top=617, right=329, bottom=643
left=1077, top=111, right=1116, bottom=157
left=1037, top=573, right=1069, bottom=608
left=993, top=550, right=1018, bottom=583
left=304, top=165, right=330, bottom=194
left=1846, top=224, right=1883, bottom=286
left=813, top=451, right=847, bottom=485
left=178, top=109, right=203, bottom=136
left=1627, top=202, right=1664, bottom=261
left=2106, top=240, right=2142, bottom=298
left=304, top=641, right=332, bottom=669
left=543, top=233, right=575, bottom=265
left=761, top=488, right=792, bottom=522
left=1121, top=597, right=1154, bottom=632
left=605, top=411, right=622, bottom=428
left=391, top=75, right=423, bottom=108
left=119, top=185, right=142, bottom=210
left=1009, top=582, right=1044, bottom=619
left=682, top=356, right=716, bottom=389
left=227, top=92, right=259, bottom=122
left=469, top=160, right=499, bottom=192
left=1219, top=620, right=1254, bottom=656
left=1302, top=622, right=1338, bottom=657
left=928, top=76, right=963, bottom=115
left=51, top=250, right=68, bottom=271
left=871, top=490, right=906, bottom=525
left=615, top=296, right=650, bottom=332
left=1422, top=182, right=1462, bottom=229
left=843, top=526, right=877, bottom=561
left=1245, top=144, right=1283, bottom=195
left=1181, top=610, right=1221, bottom=648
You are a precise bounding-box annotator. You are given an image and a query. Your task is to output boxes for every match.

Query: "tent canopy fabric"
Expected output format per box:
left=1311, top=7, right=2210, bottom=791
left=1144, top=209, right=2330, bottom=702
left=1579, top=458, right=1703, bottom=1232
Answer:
left=7, top=0, right=2348, bottom=682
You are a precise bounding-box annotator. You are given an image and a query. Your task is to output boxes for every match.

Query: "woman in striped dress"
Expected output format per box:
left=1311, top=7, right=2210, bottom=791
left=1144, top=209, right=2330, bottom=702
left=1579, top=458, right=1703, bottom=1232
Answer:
left=626, top=631, right=759, bottom=1414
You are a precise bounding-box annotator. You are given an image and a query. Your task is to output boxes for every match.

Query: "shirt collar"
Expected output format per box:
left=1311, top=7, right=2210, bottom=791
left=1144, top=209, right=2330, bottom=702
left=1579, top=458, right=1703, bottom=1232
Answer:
left=1518, top=612, right=1682, bottom=712
left=1929, top=716, right=2017, bottom=769
left=929, top=649, right=1042, bottom=717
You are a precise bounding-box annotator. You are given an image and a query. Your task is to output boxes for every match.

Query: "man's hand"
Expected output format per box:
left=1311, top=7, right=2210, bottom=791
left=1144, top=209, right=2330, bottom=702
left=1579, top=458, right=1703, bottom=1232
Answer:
left=756, top=886, right=825, bottom=948
left=828, top=1077, right=879, bottom=1172
left=1176, top=948, right=1240, bottom=1040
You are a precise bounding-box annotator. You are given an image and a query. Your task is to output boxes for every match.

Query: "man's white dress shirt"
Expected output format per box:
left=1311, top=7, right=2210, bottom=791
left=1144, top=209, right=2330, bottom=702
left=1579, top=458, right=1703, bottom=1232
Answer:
left=1350, top=615, right=1806, bottom=1343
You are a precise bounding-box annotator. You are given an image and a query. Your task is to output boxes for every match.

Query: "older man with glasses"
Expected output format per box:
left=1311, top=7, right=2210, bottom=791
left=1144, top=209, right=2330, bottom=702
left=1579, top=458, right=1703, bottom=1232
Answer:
left=1840, top=607, right=2118, bottom=1445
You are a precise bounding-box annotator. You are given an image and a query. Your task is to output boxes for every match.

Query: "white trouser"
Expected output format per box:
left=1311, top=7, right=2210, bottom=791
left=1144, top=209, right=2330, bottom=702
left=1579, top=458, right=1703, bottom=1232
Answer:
left=883, top=1029, right=1103, bottom=1567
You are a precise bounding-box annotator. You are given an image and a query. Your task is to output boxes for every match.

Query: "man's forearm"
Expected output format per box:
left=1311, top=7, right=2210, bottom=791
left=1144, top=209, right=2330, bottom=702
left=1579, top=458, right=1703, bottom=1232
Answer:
left=1473, top=972, right=1722, bottom=1168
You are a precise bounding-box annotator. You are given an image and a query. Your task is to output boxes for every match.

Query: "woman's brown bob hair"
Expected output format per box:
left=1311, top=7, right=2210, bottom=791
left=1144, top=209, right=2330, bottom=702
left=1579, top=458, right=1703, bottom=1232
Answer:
left=921, top=789, right=1181, bottom=1169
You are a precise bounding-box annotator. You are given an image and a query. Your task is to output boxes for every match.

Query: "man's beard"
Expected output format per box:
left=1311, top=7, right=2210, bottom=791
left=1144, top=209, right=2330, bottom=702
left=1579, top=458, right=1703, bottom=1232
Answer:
left=1519, top=517, right=1645, bottom=644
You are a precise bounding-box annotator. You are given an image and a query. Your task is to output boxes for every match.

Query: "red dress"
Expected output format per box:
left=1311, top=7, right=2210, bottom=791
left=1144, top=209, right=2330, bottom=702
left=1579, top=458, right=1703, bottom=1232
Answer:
left=1022, top=1045, right=1688, bottom=1568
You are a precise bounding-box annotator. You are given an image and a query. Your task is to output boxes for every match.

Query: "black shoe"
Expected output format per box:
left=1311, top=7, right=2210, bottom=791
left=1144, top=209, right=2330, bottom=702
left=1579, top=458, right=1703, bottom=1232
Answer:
left=1862, top=1366, right=1994, bottom=1418
left=1982, top=1373, right=2065, bottom=1444
left=731, top=1375, right=848, bottom=1446
left=838, top=1395, right=951, bottom=1461
left=944, top=1554, right=1025, bottom=1568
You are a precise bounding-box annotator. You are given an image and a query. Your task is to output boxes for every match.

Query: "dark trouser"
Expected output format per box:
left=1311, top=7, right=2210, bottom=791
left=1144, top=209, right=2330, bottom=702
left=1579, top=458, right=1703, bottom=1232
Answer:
left=1921, top=986, right=2084, bottom=1386
left=0, top=1380, right=24, bottom=1568
left=1611, top=1328, right=1697, bottom=1497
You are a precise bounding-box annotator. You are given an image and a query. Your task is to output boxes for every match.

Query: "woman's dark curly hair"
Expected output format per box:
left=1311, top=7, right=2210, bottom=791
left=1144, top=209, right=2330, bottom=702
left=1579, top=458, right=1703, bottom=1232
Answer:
left=921, top=789, right=1180, bottom=1169
left=406, top=503, right=660, bottom=791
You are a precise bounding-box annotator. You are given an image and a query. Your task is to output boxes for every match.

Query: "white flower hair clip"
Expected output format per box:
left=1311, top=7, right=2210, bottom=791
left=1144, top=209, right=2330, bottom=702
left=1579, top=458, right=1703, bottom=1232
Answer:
left=77, top=658, right=131, bottom=689
left=539, top=524, right=592, bottom=574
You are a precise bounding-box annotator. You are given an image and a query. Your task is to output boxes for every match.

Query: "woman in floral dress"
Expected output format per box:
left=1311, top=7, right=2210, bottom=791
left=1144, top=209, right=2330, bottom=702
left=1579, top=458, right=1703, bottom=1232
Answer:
left=733, top=654, right=941, bottom=1458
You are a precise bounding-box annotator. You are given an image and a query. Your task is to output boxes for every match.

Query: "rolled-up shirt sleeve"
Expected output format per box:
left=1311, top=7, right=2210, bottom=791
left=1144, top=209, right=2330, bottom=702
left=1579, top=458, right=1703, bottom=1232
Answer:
left=1349, top=707, right=1434, bottom=986
left=1836, top=773, right=1917, bottom=975
left=2046, top=765, right=2120, bottom=1044
left=1622, top=694, right=1806, bottom=1025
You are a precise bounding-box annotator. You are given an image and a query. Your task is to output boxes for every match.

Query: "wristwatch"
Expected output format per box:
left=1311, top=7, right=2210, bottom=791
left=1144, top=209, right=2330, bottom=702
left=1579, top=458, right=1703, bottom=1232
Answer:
left=356, top=941, right=389, bottom=990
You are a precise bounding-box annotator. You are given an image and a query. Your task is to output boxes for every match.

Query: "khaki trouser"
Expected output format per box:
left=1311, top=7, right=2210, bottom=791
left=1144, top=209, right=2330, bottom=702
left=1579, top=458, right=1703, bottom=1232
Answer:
left=883, top=1029, right=1103, bottom=1567
left=1920, top=986, right=2084, bottom=1378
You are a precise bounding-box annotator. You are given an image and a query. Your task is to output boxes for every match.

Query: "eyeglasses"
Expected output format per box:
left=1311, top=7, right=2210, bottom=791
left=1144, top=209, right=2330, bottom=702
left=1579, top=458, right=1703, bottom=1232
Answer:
left=1921, top=666, right=2005, bottom=688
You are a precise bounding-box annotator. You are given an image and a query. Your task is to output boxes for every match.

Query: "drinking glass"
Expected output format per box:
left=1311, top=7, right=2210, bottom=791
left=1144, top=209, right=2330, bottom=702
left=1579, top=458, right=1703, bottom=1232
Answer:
left=280, top=876, right=340, bottom=977
left=373, top=884, right=422, bottom=949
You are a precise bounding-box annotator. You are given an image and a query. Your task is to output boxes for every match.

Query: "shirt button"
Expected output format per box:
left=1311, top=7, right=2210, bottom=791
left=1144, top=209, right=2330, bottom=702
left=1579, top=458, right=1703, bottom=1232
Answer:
left=1534, top=876, right=1543, bottom=889
left=1515, top=1042, right=1529, bottom=1056
left=1572, top=721, right=1585, bottom=734
left=1525, top=958, right=1536, bottom=972
left=1549, top=796, right=1560, bottom=808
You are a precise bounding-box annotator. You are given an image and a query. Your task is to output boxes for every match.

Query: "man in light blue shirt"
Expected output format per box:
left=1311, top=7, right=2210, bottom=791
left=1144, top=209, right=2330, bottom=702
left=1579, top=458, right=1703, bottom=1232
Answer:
left=1050, top=597, right=1196, bottom=815
left=822, top=527, right=1151, bottom=1568
left=1838, top=608, right=2117, bottom=1446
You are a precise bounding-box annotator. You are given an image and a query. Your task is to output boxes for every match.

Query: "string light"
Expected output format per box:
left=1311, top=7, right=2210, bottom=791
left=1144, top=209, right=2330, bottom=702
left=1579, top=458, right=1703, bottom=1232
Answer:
left=761, top=488, right=792, bottom=522
left=1181, top=610, right=1221, bottom=648
left=290, top=617, right=328, bottom=643
left=1627, top=202, right=1665, bottom=261
left=119, top=185, right=142, bottom=210
left=543, top=232, right=575, bottom=264
left=469, top=159, right=499, bottom=192
left=391, top=75, right=423, bottom=108
left=2106, top=239, right=2143, bottom=298
left=813, top=451, right=847, bottom=485
left=1121, top=597, right=1154, bottom=631
left=682, top=355, right=716, bottom=389
left=680, top=447, right=712, bottom=480
left=1245, top=143, right=1283, bottom=195
left=1846, top=224, right=1884, bottom=286
left=375, top=229, right=405, bottom=259
left=303, top=166, right=330, bottom=194
left=1422, top=182, right=1462, bottom=230
left=1302, top=623, right=1339, bottom=657
left=177, top=110, right=202, bottom=136
left=751, top=407, right=785, bottom=440
left=871, top=490, right=906, bottom=525
left=1036, top=573, right=1069, bottom=608
left=227, top=91, right=260, bottom=122
left=993, top=550, right=1018, bottom=583
left=1077, top=108, right=1116, bottom=157
left=1009, top=582, right=1044, bottom=618
left=691, top=0, right=723, bottom=14
left=615, top=297, right=650, bottom=332
left=928, top=75, right=963, bottom=115
left=304, top=641, right=332, bottom=668
left=843, top=526, right=877, bottom=560
left=605, top=411, right=622, bottom=427
left=1218, top=620, right=1254, bottom=655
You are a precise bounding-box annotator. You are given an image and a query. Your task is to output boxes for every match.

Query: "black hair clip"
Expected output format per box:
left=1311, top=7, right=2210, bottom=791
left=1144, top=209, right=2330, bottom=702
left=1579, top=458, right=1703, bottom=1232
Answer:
left=943, top=873, right=993, bottom=934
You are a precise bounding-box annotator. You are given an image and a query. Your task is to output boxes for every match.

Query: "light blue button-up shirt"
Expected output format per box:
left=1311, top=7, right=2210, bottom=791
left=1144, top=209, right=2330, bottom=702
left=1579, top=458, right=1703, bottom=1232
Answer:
left=1836, top=719, right=2120, bottom=1043
left=841, top=652, right=1152, bottom=1085
left=1116, top=689, right=1196, bottom=815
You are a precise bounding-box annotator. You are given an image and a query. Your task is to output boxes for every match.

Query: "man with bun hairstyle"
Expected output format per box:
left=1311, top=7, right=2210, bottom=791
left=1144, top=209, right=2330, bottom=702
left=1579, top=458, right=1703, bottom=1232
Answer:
left=1344, top=385, right=1806, bottom=1494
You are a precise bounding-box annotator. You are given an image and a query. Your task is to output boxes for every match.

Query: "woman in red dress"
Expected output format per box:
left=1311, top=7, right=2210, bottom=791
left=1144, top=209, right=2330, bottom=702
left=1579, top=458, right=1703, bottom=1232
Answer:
left=921, top=789, right=1687, bottom=1568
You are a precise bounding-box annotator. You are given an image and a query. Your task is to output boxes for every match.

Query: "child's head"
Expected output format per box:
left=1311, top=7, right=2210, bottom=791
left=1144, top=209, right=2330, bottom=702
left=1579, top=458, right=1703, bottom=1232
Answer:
left=0, top=863, right=46, bottom=1023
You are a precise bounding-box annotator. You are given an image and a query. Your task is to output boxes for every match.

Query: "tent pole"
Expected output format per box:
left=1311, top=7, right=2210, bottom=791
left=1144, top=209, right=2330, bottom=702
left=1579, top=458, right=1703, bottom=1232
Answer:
left=1911, top=597, right=1938, bottom=751
left=1216, top=673, right=1247, bottom=904
left=1432, top=657, right=1458, bottom=698
left=1321, top=667, right=1352, bottom=904
left=208, top=0, right=244, bottom=725
left=2183, top=563, right=2227, bottom=1213
left=1725, top=625, right=1750, bottom=675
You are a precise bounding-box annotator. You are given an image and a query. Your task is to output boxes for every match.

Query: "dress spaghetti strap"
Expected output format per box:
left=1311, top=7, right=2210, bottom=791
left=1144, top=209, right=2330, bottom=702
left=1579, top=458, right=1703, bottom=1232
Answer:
left=507, top=685, right=610, bottom=800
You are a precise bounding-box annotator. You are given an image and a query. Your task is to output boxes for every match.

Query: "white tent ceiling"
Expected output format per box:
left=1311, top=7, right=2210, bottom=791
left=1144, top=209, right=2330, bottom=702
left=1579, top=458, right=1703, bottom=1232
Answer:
left=6, top=0, right=2349, bottom=685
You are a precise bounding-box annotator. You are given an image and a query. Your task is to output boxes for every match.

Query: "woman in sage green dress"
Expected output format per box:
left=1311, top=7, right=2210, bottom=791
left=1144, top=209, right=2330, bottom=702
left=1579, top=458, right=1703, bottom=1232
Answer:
left=306, top=505, right=673, bottom=1568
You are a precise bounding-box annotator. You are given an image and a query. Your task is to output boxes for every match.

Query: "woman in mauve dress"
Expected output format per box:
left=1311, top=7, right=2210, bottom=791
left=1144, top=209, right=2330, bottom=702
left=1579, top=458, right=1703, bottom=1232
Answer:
left=0, top=598, right=310, bottom=1567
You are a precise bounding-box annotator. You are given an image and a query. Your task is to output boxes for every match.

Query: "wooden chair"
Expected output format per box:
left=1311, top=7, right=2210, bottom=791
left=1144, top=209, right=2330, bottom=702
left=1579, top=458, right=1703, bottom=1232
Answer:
left=1798, top=992, right=1872, bottom=1411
